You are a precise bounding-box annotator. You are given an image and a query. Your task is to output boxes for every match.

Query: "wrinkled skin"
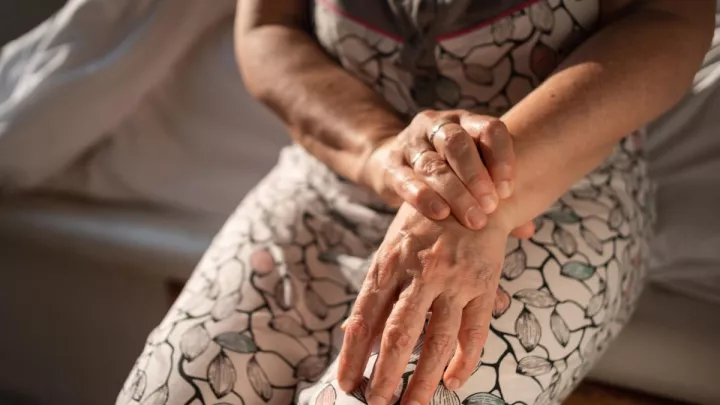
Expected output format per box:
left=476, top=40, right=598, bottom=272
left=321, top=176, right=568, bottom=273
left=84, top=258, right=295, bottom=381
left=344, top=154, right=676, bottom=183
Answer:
left=338, top=203, right=509, bottom=405
left=364, top=110, right=533, bottom=237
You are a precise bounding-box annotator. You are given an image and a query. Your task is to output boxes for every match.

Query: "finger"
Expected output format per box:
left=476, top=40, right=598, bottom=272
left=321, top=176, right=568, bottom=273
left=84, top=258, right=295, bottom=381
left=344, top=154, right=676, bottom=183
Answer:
left=442, top=296, right=493, bottom=391
left=406, top=112, right=494, bottom=221
left=366, top=281, right=435, bottom=405
left=386, top=151, right=450, bottom=220
left=337, top=253, right=400, bottom=393
left=430, top=122, right=498, bottom=214
left=510, top=221, right=536, bottom=239
left=461, top=115, right=515, bottom=199
left=403, top=297, right=462, bottom=405
left=413, top=151, right=488, bottom=230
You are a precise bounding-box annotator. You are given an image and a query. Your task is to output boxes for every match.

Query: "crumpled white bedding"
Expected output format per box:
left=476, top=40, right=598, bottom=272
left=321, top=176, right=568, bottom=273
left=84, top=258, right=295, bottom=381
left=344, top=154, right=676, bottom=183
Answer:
left=0, top=0, right=289, bottom=215
left=645, top=15, right=720, bottom=304
left=0, top=0, right=718, bottom=302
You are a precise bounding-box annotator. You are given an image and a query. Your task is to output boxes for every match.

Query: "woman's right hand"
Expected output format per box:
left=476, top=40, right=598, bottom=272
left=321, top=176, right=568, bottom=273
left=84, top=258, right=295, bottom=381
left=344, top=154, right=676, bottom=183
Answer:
left=361, top=110, right=532, bottom=235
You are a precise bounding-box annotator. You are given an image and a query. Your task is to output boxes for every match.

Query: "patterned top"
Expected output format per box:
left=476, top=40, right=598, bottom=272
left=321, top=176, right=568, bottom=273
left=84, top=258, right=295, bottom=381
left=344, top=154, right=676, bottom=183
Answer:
left=313, top=0, right=600, bottom=117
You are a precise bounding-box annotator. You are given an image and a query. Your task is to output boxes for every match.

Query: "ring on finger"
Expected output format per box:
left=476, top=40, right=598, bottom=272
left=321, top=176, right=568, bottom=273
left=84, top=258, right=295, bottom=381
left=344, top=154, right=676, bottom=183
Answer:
left=428, top=121, right=453, bottom=144
left=410, top=150, right=430, bottom=167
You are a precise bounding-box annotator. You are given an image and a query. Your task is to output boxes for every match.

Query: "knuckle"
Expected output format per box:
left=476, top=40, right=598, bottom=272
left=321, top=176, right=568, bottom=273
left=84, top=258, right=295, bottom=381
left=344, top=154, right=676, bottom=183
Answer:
left=344, top=316, right=372, bottom=340
left=443, top=130, right=471, bottom=155
left=418, top=156, right=451, bottom=177
left=370, top=257, right=396, bottom=290
left=399, top=177, right=425, bottom=194
left=462, top=327, right=487, bottom=345
left=367, top=384, right=391, bottom=398
left=432, top=302, right=453, bottom=319
left=465, top=172, right=485, bottom=187
left=426, top=333, right=453, bottom=354
left=464, top=169, right=479, bottom=182
left=411, top=377, right=437, bottom=394
left=442, top=129, right=466, bottom=146
left=471, top=177, right=495, bottom=194
left=414, top=110, right=438, bottom=127
left=394, top=178, right=415, bottom=197
left=377, top=248, right=399, bottom=267
left=384, top=325, right=413, bottom=352
left=417, top=110, right=437, bottom=121
left=413, top=186, right=437, bottom=205
left=484, top=118, right=508, bottom=137
left=470, top=294, right=493, bottom=313
left=366, top=385, right=393, bottom=401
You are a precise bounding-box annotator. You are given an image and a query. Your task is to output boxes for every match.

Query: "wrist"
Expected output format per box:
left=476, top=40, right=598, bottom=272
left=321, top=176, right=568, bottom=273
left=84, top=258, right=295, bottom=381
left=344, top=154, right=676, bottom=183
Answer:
left=485, top=197, right=523, bottom=236
left=355, top=136, right=394, bottom=192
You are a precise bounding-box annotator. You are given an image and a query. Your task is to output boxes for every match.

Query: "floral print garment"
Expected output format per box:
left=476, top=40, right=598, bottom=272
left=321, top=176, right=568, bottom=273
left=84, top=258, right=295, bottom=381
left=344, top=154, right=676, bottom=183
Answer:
left=314, top=0, right=598, bottom=117
left=117, top=1, right=654, bottom=405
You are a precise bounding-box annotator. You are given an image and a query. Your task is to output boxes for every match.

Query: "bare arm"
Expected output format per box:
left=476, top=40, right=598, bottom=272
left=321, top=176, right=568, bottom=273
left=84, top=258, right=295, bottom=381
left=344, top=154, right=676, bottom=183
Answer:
left=494, top=0, right=715, bottom=231
left=234, top=0, right=404, bottom=185
left=235, top=0, right=531, bottom=229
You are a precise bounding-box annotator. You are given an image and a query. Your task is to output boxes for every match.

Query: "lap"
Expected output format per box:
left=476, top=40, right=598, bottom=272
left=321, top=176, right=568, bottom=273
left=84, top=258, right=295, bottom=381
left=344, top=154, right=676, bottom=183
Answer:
left=304, top=211, right=648, bottom=405
left=118, top=140, right=652, bottom=405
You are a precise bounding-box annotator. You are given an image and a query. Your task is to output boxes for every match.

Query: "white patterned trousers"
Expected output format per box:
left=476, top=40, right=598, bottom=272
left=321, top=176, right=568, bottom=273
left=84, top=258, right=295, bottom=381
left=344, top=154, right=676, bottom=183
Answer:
left=117, top=135, right=652, bottom=405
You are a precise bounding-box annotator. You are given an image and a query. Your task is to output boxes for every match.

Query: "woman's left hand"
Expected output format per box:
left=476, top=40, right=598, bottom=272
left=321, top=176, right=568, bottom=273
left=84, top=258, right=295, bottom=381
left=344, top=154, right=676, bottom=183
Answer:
left=337, top=203, right=511, bottom=405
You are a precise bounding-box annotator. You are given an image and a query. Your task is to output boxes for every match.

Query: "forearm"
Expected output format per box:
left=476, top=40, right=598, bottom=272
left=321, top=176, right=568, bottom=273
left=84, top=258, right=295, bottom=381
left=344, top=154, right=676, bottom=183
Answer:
left=494, top=1, right=714, bottom=230
left=235, top=24, right=405, bottom=184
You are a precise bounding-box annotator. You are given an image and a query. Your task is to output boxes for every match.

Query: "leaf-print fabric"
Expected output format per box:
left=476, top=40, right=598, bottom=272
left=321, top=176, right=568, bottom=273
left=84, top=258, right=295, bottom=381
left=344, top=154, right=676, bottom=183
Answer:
left=117, top=1, right=652, bottom=404
left=314, top=0, right=600, bottom=117
left=117, top=135, right=651, bottom=405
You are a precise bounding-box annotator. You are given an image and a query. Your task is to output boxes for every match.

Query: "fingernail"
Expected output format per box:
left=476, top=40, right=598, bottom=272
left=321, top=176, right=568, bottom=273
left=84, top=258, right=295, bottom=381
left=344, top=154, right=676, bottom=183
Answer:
left=445, top=377, right=460, bottom=390
left=479, top=194, right=497, bottom=214
left=339, top=379, right=354, bottom=392
left=497, top=181, right=513, bottom=199
left=366, top=394, right=386, bottom=405
left=406, top=401, right=421, bottom=405
left=466, top=206, right=486, bottom=229
left=430, top=200, right=446, bottom=217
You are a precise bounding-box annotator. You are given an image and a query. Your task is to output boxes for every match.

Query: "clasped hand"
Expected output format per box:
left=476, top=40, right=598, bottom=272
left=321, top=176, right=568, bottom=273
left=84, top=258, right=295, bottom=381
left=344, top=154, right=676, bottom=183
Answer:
left=338, top=110, right=528, bottom=405
left=360, top=109, right=532, bottom=237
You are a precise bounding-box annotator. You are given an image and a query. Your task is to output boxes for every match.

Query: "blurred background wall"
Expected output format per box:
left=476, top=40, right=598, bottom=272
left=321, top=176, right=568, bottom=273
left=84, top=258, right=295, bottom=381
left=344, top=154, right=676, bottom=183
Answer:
left=0, top=2, right=194, bottom=405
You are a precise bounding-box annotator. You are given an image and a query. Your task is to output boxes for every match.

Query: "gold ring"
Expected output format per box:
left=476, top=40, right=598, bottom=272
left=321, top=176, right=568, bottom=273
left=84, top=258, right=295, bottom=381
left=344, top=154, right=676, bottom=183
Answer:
left=428, top=121, right=452, bottom=144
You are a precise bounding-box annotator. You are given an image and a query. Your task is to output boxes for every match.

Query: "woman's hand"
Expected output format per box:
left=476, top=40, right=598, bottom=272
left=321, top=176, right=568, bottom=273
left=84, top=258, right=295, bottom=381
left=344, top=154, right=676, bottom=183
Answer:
left=360, top=110, right=518, bottom=231
left=337, top=203, right=511, bottom=405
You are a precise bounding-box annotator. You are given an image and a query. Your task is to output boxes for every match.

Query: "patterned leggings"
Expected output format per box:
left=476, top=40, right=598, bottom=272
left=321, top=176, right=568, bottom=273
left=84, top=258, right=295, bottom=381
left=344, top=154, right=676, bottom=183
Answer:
left=117, top=137, right=652, bottom=405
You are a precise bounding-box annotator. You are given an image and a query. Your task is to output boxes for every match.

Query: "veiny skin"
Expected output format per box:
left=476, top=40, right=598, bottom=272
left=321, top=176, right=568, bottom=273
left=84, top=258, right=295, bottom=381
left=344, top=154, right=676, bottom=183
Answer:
left=236, top=1, right=715, bottom=404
